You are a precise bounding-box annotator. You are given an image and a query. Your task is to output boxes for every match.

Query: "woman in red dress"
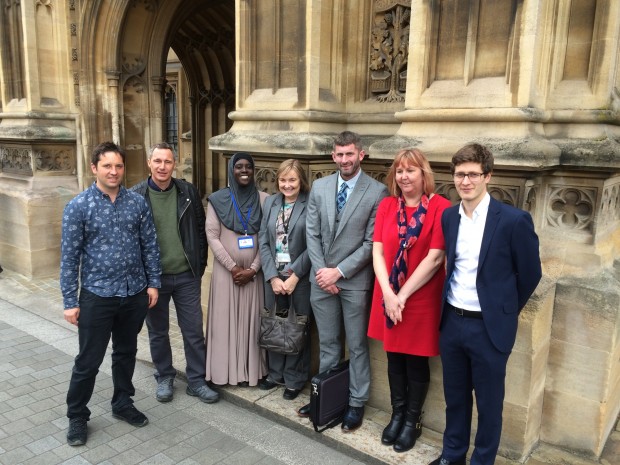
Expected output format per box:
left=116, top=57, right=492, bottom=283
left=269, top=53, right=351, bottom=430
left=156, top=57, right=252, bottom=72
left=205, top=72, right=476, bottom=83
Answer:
left=368, top=149, right=451, bottom=452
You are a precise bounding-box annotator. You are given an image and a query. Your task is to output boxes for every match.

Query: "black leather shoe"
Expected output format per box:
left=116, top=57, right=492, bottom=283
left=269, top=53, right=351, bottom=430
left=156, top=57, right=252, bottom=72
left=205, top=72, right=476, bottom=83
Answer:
left=428, top=456, right=466, bottom=465
left=259, top=378, right=279, bottom=390
left=341, top=405, right=364, bottom=432
left=297, top=403, right=311, bottom=417
left=283, top=388, right=301, bottom=400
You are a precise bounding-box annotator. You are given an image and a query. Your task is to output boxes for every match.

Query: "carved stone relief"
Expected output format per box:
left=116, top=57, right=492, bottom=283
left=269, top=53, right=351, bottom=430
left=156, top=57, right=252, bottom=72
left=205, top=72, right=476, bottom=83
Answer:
left=69, top=1, right=79, bottom=106
left=131, top=0, right=157, bottom=14
left=488, top=185, right=518, bottom=207
left=369, top=0, right=411, bottom=102
left=122, top=55, right=146, bottom=77
left=435, top=181, right=460, bottom=204
left=547, top=186, right=596, bottom=235
left=255, top=167, right=277, bottom=193
left=525, top=185, right=537, bottom=213
left=0, top=145, right=76, bottom=176
left=363, top=169, right=388, bottom=185
left=599, top=182, right=620, bottom=228
left=34, top=149, right=74, bottom=173
left=310, top=169, right=337, bottom=182
left=1, top=146, right=34, bottom=175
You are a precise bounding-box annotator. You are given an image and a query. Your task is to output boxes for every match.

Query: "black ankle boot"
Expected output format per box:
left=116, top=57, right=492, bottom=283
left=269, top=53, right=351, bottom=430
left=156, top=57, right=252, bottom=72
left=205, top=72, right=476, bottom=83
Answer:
left=393, top=381, right=429, bottom=453
left=381, top=372, right=407, bottom=445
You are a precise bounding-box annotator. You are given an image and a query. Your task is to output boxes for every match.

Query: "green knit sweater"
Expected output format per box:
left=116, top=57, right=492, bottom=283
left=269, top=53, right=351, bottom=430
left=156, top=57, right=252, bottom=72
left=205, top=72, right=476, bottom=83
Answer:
left=148, top=187, right=189, bottom=274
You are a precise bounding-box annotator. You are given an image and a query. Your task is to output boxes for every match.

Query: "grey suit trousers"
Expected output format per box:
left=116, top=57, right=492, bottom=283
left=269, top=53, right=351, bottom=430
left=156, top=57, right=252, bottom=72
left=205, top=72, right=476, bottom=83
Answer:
left=310, top=283, right=372, bottom=407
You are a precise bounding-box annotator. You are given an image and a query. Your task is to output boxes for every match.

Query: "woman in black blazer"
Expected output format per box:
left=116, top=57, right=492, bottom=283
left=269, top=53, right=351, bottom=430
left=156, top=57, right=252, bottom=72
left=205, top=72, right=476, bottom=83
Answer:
left=258, top=159, right=312, bottom=400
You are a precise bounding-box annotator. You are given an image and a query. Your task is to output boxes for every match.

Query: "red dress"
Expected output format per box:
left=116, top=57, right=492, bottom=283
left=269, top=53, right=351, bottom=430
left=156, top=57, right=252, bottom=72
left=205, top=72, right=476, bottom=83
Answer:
left=368, top=194, right=451, bottom=356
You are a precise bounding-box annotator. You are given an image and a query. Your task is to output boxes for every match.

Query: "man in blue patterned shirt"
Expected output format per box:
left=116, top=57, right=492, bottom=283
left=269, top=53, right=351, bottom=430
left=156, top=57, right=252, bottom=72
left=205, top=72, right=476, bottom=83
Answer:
left=60, top=141, right=161, bottom=446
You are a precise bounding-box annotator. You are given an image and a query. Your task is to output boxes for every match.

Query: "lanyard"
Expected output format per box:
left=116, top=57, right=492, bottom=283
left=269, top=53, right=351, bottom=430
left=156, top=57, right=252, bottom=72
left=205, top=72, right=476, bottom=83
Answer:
left=230, top=191, right=252, bottom=235
left=280, top=197, right=295, bottom=236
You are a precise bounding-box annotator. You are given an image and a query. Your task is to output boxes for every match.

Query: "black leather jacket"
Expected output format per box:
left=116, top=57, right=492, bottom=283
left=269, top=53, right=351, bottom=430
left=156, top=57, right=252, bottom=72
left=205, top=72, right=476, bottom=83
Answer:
left=131, top=178, right=207, bottom=277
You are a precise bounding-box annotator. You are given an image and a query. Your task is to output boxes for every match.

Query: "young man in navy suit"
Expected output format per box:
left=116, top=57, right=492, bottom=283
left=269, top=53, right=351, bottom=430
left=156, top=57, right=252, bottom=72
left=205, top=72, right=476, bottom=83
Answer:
left=430, top=144, right=542, bottom=465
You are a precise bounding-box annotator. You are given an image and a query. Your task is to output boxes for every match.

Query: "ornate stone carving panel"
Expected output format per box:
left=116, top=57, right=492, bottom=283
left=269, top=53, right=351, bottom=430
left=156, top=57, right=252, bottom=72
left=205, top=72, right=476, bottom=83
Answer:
left=255, top=166, right=277, bottom=193
left=369, top=0, right=411, bottom=102
left=488, top=185, right=518, bottom=207
left=34, top=149, right=74, bottom=173
left=546, top=185, right=596, bottom=237
left=1, top=146, right=33, bottom=175
left=0, top=144, right=75, bottom=176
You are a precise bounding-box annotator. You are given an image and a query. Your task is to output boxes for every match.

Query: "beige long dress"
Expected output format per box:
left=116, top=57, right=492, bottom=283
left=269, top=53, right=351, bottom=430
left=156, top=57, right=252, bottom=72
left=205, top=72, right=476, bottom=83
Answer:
left=205, top=192, right=268, bottom=386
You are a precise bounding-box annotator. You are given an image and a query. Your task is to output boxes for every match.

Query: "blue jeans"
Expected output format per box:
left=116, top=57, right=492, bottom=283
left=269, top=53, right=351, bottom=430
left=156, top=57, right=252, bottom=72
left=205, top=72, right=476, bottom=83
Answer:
left=66, top=288, right=149, bottom=419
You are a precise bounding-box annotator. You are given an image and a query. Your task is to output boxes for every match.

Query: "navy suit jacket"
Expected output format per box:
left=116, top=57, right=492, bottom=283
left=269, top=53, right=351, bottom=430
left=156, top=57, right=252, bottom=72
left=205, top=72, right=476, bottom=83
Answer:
left=441, top=197, right=542, bottom=353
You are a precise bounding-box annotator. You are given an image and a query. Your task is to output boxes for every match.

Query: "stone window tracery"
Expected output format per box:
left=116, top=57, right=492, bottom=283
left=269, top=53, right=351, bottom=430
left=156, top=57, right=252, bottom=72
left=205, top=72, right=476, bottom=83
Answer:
left=548, top=186, right=595, bottom=233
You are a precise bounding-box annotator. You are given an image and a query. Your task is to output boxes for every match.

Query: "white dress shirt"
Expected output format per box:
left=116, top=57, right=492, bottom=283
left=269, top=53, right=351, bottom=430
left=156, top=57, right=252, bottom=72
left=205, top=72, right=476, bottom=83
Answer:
left=446, top=193, right=491, bottom=312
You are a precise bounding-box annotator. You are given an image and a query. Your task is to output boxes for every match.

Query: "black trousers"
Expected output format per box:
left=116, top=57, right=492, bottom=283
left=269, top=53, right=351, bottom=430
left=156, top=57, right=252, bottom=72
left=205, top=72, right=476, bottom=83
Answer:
left=66, top=288, right=149, bottom=419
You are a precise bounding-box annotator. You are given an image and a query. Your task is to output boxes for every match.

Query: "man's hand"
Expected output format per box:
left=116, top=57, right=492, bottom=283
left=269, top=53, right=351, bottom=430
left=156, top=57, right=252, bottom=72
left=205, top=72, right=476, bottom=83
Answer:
left=315, top=267, right=342, bottom=291
left=64, top=307, right=80, bottom=326
left=147, top=287, right=159, bottom=308
left=325, top=284, right=340, bottom=295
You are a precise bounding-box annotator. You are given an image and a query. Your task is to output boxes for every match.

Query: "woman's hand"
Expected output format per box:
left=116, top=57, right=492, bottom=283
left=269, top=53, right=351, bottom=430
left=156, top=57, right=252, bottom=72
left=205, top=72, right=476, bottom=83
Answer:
left=383, top=289, right=404, bottom=325
left=232, top=265, right=256, bottom=286
left=283, top=273, right=299, bottom=294
left=270, top=277, right=287, bottom=294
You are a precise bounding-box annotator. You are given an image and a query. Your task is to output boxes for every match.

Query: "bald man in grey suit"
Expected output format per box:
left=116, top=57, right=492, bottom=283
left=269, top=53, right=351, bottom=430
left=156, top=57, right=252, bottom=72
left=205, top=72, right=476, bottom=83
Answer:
left=297, top=131, right=388, bottom=432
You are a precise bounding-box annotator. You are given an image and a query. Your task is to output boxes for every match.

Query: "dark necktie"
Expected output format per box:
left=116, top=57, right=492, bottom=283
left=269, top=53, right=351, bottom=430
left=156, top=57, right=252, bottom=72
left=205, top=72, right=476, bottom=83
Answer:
left=336, top=182, right=348, bottom=213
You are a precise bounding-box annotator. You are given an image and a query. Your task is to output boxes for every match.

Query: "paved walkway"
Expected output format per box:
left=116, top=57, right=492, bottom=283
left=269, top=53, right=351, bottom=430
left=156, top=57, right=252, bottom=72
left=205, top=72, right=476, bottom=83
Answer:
left=0, top=270, right=616, bottom=465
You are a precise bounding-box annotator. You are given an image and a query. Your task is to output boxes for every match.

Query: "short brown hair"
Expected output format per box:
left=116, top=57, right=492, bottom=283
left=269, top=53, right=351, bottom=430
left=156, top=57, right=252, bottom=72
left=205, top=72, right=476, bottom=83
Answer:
left=451, top=143, right=494, bottom=174
left=333, top=131, right=363, bottom=152
left=385, top=149, right=435, bottom=197
left=91, top=141, right=125, bottom=166
left=276, top=159, right=310, bottom=193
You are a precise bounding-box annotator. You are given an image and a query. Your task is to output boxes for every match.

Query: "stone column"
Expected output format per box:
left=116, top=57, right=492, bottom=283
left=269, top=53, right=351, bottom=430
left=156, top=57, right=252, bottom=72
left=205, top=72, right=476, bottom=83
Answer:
left=0, top=0, right=79, bottom=277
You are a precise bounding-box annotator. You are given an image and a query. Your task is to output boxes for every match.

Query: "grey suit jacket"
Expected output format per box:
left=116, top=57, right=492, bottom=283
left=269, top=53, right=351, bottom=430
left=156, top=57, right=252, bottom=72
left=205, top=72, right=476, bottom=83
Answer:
left=259, top=191, right=311, bottom=313
left=259, top=191, right=311, bottom=282
left=306, top=171, right=388, bottom=291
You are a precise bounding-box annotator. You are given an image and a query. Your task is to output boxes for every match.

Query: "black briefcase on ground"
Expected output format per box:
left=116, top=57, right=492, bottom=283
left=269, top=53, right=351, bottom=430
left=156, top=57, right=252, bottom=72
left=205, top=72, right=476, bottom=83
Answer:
left=309, top=360, right=350, bottom=432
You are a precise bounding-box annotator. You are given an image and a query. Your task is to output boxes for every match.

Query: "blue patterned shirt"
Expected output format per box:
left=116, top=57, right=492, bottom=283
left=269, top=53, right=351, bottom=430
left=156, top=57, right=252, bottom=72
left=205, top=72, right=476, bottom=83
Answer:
left=60, top=182, right=162, bottom=309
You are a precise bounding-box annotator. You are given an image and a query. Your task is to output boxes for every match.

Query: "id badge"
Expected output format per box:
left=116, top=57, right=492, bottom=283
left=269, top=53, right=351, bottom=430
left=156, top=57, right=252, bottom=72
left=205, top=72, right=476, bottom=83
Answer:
left=276, top=252, right=291, bottom=263
left=238, top=236, right=254, bottom=249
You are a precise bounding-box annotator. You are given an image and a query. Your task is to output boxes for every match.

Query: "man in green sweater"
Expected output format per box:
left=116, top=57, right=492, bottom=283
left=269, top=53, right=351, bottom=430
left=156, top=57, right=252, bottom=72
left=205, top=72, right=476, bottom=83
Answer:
left=131, top=142, right=218, bottom=404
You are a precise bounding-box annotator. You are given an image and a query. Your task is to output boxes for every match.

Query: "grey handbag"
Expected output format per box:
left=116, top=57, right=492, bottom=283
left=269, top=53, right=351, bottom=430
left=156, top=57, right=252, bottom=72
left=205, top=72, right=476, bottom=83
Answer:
left=259, top=297, right=308, bottom=355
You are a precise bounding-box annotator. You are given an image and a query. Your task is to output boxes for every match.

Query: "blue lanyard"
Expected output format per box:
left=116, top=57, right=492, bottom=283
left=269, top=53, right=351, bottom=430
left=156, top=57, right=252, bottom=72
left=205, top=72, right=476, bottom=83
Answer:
left=230, top=191, right=252, bottom=235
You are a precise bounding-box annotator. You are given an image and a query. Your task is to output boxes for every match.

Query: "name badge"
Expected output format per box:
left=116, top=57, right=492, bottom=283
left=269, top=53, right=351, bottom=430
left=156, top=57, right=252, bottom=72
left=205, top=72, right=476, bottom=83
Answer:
left=238, top=236, right=254, bottom=249
left=276, top=252, right=291, bottom=263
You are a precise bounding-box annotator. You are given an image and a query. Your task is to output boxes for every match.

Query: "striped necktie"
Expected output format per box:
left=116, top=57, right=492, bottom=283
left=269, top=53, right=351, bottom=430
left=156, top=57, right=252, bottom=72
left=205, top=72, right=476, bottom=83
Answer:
left=336, top=182, right=348, bottom=213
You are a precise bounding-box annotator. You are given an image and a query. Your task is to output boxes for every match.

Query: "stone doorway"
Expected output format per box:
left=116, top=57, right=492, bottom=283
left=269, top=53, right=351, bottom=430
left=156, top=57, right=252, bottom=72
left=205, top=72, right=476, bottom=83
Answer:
left=78, top=0, right=235, bottom=196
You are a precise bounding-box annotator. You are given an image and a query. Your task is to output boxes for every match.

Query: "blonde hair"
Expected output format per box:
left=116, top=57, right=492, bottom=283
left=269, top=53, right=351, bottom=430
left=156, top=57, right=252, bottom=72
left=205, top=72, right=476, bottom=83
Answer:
left=276, top=159, right=310, bottom=193
left=385, top=149, right=435, bottom=197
